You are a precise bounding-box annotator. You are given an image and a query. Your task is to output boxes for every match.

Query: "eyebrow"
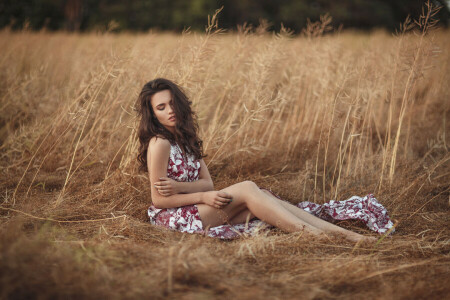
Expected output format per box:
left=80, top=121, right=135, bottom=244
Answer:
left=156, top=99, right=172, bottom=107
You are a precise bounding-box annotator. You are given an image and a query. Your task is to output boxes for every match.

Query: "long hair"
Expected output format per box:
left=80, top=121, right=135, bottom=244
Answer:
left=135, top=78, right=206, bottom=173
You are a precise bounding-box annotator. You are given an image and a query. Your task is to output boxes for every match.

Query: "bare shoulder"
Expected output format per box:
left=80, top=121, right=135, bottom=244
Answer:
left=148, top=136, right=171, bottom=155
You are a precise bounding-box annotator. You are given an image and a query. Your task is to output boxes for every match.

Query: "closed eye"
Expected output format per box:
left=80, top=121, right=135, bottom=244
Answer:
left=156, top=99, right=173, bottom=111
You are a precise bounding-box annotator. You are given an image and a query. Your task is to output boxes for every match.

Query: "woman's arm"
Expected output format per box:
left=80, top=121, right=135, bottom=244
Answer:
left=155, top=159, right=214, bottom=195
left=147, top=137, right=206, bottom=209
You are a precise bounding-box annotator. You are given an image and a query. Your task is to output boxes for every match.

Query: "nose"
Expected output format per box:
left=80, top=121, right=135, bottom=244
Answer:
left=168, top=104, right=174, bottom=114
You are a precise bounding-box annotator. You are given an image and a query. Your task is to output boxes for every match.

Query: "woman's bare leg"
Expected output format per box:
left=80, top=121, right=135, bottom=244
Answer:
left=260, top=190, right=376, bottom=242
left=196, top=181, right=324, bottom=236
left=216, top=188, right=374, bottom=242
left=228, top=208, right=256, bottom=225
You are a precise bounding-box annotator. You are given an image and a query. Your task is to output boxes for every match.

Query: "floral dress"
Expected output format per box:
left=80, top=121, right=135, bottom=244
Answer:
left=148, top=142, right=395, bottom=240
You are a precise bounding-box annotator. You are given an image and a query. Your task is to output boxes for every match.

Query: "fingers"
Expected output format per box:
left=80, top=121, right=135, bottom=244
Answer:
left=209, top=196, right=232, bottom=209
left=154, top=186, right=171, bottom=194
left=213, top=195, right=232, bottom=209
left=155, top=186, right=171, bottom=191
left=154, top=178, right=176, bottom=197
left=217, top=191, right=233, bottom=199
left=214, top=201, right=225, bottom=209
left=217, top=196, right=232, bottom=203
left=154, top=181, right=171, bottom=190
left=158, top=190, right=173, bottom=197
left=153, top=181, right=172, bottom=196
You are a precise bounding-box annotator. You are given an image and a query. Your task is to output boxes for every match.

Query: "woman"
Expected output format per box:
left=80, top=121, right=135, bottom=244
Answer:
left=136, top=78, right=394, bottom=242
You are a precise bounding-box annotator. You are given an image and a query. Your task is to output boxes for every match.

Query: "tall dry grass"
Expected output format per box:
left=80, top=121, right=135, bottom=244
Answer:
left=0, top=4, right=449, bottom=300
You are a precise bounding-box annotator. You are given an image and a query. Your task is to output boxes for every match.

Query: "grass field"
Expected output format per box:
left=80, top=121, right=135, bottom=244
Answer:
left=0, top=13, right=449, bottom=299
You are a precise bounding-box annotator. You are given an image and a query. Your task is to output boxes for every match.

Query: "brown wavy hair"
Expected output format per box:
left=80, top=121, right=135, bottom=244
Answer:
left=135, top=78, right=206, bottom=173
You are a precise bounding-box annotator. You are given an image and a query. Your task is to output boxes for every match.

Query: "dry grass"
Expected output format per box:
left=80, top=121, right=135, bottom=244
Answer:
left=1, top=7, right=449, bottom=300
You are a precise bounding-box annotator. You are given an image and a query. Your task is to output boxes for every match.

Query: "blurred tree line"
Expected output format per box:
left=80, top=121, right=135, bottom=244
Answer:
left=0, top=0, right=449, bottom=33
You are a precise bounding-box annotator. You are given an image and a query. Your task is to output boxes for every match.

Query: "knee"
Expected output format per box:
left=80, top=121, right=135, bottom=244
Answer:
left=223, top=181, right=258, bottom=205
left=240, top=180, right=258, bottom=190
left=234, top=181, right=259, bottom=205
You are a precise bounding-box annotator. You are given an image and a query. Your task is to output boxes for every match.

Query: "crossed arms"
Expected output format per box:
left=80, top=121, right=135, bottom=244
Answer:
left=147, top=137, right=215, bottom=209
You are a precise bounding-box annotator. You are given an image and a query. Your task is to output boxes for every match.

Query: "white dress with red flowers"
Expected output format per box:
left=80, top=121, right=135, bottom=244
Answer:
left=147, top=142, right=395, bottom=240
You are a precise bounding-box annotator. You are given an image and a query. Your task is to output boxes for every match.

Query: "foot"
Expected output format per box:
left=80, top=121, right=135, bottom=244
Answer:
left=347, top=232, right=377, bottom=243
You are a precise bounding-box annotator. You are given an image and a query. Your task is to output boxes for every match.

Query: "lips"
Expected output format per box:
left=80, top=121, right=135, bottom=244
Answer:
left=169, top=116, right=176, bottom=121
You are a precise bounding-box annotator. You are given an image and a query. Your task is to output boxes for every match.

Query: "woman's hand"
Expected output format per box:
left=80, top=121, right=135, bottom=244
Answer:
left=201, top=191, right=233, bottom=209
left=154, top=177, right=181, bottom=197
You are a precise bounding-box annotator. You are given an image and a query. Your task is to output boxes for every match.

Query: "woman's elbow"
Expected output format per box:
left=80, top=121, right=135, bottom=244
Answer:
left=151, top=196, right=165, bottom=209
left=152, top=200, right=161, bottom=209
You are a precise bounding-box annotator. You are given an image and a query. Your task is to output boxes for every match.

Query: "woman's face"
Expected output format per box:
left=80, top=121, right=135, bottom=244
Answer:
left=151, top=89, right=176, bottom=133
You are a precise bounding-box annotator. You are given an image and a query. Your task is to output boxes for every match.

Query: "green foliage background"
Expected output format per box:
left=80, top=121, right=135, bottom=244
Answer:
left=0, top=0, right=449, bottom=32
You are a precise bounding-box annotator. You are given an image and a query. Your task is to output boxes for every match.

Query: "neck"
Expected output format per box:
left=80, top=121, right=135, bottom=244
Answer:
left=164, top=125, right=176, bottom=135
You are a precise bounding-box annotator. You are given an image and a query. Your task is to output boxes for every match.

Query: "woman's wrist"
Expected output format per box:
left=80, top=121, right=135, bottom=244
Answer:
left=199, top=191, right=205, bottom=204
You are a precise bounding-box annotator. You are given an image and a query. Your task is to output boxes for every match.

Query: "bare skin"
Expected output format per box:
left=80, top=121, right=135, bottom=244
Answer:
left=196, top=182, right=376, bottom=243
